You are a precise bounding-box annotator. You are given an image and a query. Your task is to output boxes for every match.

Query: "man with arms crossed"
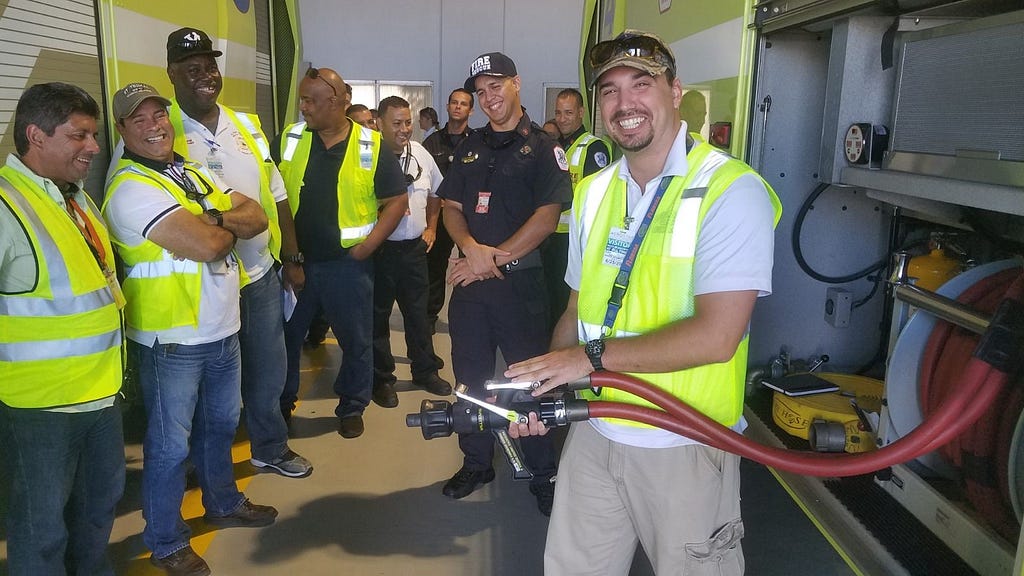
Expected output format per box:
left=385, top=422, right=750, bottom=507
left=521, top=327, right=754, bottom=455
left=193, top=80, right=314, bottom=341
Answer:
left=104, top=83, right=276, bottom=576
left=507, top=31, right=782, bottom=575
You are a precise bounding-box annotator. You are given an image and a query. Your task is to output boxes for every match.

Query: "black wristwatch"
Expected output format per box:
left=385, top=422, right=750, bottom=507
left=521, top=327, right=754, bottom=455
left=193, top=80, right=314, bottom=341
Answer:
left=205, top=208, right=224, bottom=227
left=282, top=252, right=305, bottom=264
left=584, top=338, right=605, bottom=372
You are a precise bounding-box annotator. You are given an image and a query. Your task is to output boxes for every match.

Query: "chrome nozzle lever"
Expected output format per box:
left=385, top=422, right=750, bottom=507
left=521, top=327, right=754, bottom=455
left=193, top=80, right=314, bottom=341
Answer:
left=484, top=379, right=538, bottom=391
left=454, top=388, right=528, bottom=424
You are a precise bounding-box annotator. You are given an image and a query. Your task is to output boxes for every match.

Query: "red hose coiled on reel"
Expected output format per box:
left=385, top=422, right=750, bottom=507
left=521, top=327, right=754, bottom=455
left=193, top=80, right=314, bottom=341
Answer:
left=581, top=270, right=1024, bottom=479
left=919, top=267, right=1024, bottom=538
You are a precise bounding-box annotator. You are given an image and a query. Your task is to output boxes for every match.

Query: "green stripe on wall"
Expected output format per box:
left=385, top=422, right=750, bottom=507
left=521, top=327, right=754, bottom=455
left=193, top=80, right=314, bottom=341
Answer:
left=627, top=0, right=745, bottom=44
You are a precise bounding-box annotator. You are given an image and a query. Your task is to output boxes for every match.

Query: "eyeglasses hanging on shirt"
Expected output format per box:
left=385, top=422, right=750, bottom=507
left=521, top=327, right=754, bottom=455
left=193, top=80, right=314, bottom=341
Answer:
left=402, top=144, right=422, bottom=185
left=165, top=162, right=215, bottom=207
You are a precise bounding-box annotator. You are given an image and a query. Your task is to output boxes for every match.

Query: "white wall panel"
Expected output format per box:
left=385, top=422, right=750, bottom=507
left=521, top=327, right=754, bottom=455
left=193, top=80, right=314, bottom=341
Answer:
left=297, top=0, right=582, bottom=128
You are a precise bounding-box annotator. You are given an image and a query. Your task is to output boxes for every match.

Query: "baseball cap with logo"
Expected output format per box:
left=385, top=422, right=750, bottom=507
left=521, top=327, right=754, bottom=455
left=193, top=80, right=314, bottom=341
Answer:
left=587, top=30, right=676, bottom=87
left=112, top=82, right=171, bottom=121
left=166, top=27, right=223, bottom=64
left=464, top=52, right=518, bottom=92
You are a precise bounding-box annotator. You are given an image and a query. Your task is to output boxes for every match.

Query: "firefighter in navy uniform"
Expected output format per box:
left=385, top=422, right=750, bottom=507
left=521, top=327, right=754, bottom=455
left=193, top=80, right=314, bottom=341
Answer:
left=438, top=52, right=572, bottom=516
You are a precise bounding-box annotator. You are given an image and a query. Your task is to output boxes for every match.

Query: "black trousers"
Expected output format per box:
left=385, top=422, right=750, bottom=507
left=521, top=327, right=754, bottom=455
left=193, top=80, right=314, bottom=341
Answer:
left=540, top=232, right=570, bottom=333
left=426, top=213, right=455, bottom=329
left=448, top=268, right=556, bottom=484
left=373, top=238, right=440, bottom=385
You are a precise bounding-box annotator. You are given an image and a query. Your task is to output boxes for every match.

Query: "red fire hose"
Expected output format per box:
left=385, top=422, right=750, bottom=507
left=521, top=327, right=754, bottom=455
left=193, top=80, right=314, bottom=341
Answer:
left=581, top=270, right=1024, bottom=479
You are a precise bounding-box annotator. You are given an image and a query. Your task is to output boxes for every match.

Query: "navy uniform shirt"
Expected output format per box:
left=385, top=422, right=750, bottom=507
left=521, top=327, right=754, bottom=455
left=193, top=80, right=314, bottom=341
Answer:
left=437, top=109, right=571, bottom=249
left=423, top=123, right=474, bottom=176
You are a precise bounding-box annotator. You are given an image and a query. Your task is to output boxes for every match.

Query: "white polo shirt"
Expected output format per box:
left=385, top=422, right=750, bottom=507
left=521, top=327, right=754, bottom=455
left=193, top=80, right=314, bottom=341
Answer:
left=179, top=106, right=288, bottom=282
left=387, top=140, right=443, bottom=242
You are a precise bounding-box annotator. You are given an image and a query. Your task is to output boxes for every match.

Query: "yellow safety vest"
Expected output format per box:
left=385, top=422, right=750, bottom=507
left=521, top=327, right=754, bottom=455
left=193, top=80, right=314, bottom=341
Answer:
left=576, top=141, right=782, bottom=427
left=169, top=102, right=283, bottom=259
left=0, top=168, right=122, bottom=408
left=277, top=121, right=380, bottom=248
left=557, top=131, right=608, bottom=233
left=102, top=159, right=239, bottom=332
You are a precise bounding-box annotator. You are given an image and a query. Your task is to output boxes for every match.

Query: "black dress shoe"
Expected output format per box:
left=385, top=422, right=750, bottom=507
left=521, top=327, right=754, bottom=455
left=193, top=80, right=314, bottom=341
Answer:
left=414, top=373, right=452, bottom=396
left=442, top=467, right=495, bottom=499
left=338, top=414, right=364, bottom=438
left=372, top=382, right=399, bottom=408
left=204, top=498, right=278, bottom=528
left=151, top=546, right=210, bottom=576
left=530, top=479, right=556, bottom=517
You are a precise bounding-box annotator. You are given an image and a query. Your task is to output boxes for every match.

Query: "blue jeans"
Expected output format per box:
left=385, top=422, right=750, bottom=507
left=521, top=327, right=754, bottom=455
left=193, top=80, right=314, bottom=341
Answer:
left=240, top=270, right=289, bottom=462
left=0, top=401, right=125, bottom=576
left=132, top=336, right=246, bottom=559
left=282, top=255, right=373, bottom=419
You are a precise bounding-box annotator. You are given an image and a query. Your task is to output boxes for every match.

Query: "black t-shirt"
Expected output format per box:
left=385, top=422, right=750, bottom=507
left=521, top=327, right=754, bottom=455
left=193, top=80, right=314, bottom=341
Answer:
left=437, top=110, right=572, bottom=249
left=271, top=122, right=406, bottom=261
left=422, top=123, right=474, bottom=176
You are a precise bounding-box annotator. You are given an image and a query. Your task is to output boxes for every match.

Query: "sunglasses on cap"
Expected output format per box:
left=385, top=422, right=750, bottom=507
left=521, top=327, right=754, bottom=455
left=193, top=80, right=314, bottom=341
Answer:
left=306, top=67, right=337, bottom=98
left=589, top=33, right=676, bottom=75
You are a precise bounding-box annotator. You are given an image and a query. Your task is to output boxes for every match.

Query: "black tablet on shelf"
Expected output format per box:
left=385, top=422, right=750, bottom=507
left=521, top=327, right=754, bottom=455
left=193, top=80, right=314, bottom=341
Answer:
left=761, top=373, right=840, bottom=397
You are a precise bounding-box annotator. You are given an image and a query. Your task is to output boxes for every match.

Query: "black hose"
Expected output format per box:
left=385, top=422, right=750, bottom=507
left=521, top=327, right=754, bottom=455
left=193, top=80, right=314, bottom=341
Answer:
left=792, top=183, right=888, bottom=284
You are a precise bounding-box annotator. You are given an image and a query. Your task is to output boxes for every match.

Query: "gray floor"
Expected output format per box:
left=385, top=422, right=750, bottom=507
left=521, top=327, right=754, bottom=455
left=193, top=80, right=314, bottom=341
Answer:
left=0, top=308, right=854, bottom=575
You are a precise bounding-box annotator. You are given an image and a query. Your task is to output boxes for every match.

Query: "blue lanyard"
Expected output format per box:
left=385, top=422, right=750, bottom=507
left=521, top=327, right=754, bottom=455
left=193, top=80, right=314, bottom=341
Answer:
left=600, top=175, right=676, bottom=337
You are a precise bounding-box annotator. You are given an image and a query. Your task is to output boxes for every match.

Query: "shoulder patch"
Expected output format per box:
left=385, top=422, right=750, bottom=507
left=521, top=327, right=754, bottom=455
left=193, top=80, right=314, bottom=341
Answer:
left=594, top=152, right=609, bottom=168
left=554, top=147, right=569, bottom=171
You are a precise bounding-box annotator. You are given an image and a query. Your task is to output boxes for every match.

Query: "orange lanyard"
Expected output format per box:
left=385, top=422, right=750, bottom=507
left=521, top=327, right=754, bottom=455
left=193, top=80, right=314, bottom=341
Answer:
left=65, top=195, right=108, bottom=269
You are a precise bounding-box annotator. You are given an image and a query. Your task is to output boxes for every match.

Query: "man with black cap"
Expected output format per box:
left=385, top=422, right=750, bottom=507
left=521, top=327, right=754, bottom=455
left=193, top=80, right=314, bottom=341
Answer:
left=504, top=30, right=782, bottom=574
left=164, top=27, right=312, bottom=479
left=103, top=82, right=277, bottom=576
left=436, top=51, right=571, bottom=515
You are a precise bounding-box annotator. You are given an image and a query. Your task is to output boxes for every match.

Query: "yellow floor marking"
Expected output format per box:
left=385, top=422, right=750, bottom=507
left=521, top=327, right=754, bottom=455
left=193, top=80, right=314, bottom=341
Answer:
left=125, top=339, right=333, bottom=572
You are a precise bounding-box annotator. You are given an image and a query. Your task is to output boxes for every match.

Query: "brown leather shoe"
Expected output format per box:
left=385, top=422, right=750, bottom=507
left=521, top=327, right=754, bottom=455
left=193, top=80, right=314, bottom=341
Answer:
left=150, top=546, right=211, bottom=576
left=204, top=498, right=278, bottom=528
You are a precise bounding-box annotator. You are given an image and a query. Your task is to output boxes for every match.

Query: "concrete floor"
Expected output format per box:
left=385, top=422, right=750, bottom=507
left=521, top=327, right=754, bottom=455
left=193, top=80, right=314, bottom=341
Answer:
left=1, top=307, right=854, bottom=575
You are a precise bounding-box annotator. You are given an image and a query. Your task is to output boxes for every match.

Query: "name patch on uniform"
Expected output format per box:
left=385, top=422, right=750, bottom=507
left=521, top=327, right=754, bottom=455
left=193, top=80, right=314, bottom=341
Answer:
left=462, top=151, right=479, bottom=164
left=595, top=152, right=609, bottom=168
left=554, top=147, right=569, bottom=171
left=234, top=132, right=252, bottom=155
left=476, top=191, right=491, bottom=214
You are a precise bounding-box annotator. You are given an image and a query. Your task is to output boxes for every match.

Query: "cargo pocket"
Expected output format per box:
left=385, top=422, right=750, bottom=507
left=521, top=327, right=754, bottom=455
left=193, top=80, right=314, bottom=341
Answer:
left=683, top=518, right=745, bottom=576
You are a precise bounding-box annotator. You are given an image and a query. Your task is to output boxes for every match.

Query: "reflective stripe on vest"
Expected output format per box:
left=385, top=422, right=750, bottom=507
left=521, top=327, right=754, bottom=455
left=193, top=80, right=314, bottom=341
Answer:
left=0, top=171, right=122, bottom=408
left=103, top=161, right=238, bottom=331
left=278, top=121, right=379, bottom=247
left=575, top=141, right=781, bottom=427
left=558, top=132, right=604, bottom=233
left=168, top=103, right=283, bottom=259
